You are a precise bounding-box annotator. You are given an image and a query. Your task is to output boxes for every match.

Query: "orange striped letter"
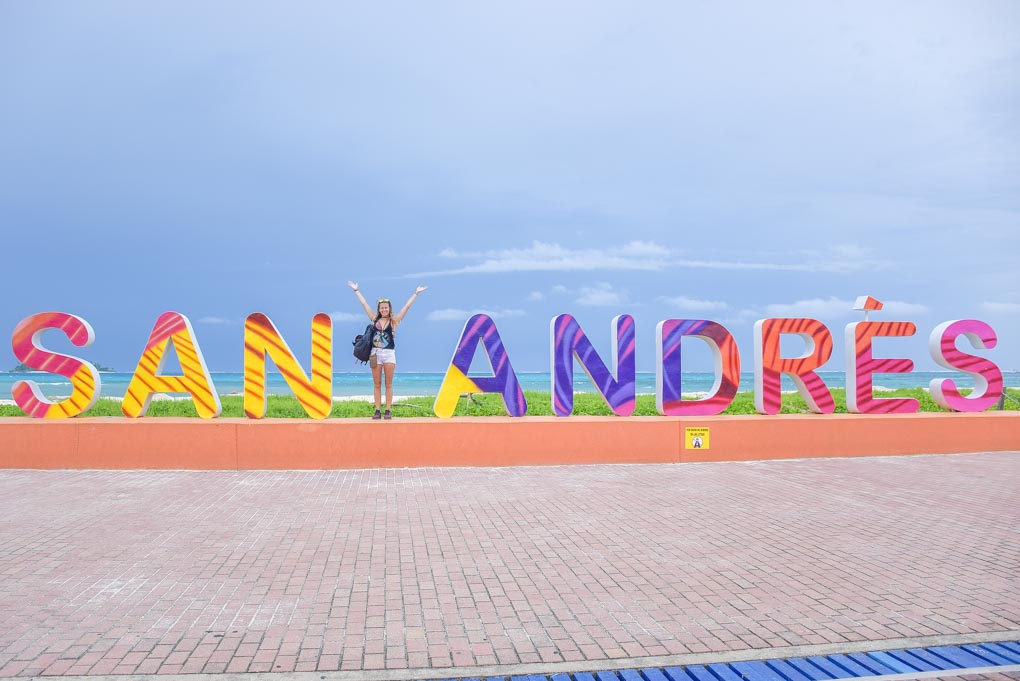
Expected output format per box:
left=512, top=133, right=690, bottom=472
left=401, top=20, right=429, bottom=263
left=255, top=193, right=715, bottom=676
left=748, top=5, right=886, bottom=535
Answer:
left=845, top=321, right=918, bottom=414
left=243, top=313, right=333, bottom=419
left=11, top=312, right=101, bottom=418
left=753, top=318, right=834, bottom=415
left=122, top=312, right=220, bottom=418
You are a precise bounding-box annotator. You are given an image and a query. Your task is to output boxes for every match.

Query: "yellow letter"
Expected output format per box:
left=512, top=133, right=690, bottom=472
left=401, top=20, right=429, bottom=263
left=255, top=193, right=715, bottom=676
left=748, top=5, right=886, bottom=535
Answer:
left=244, top=312, right=333, bottom=419
left=122, top=312, right=220, bottom=418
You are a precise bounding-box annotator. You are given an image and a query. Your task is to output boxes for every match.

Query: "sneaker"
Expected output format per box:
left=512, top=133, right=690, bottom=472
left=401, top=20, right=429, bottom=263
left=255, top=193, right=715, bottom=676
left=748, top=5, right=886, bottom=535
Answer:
left=372, top=409, right=381, bottom=420
left=383, top=409, right=392, bottom=420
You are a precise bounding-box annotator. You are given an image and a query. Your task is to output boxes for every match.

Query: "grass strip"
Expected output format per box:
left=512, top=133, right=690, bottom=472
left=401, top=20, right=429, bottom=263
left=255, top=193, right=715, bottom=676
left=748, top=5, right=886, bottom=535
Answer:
left=1, top=388, right=1018, bottom=418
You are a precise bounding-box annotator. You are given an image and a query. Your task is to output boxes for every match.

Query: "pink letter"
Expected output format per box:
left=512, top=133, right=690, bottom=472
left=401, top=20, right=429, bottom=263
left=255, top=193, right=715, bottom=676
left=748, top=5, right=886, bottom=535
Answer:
left=11, top=312, right=101, bottom=418
left=844, top=321, right=918, bottom=414
left=929, top=320, right=1003, bottom=412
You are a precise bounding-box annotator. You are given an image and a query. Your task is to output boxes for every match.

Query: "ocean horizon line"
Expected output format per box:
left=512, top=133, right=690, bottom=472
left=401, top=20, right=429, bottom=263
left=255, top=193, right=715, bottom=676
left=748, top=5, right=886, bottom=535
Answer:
left=4, top=369, right=1018, bottom=402
left=7, top=369, right=1015, bottom=375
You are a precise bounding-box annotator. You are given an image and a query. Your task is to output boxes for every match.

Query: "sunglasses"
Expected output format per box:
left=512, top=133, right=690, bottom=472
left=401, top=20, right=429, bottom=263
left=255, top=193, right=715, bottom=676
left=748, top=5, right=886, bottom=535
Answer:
left=377, top=299, right=391, bottom=304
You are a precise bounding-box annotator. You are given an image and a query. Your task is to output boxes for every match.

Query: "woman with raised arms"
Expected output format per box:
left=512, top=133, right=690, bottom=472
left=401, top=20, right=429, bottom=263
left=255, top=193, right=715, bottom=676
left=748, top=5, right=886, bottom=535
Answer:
left=347, top=281, right=427, bottom=419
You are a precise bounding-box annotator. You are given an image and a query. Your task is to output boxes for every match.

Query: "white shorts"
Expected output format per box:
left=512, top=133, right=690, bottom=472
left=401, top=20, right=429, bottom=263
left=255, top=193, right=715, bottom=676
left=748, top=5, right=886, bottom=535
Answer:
left=371, top=348, right=396, bottom=365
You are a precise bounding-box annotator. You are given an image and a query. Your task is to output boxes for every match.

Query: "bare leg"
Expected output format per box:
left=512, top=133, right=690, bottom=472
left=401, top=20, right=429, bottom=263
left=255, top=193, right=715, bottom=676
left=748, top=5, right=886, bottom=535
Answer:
left=384, top=363, right=396, bottom=410
left=372, top=364, right=383, bottom=410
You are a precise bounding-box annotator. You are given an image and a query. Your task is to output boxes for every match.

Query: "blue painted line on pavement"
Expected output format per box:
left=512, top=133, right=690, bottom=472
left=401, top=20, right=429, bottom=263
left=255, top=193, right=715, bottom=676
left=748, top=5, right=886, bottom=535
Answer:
left=430, top=640, right=1020, bottom=681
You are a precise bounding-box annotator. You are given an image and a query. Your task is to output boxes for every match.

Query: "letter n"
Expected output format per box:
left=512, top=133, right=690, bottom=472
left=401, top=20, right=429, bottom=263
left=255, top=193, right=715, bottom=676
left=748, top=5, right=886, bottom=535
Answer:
left=244, top=313, right=333, bottom=419
left=550, top=314, right=635, bottom=416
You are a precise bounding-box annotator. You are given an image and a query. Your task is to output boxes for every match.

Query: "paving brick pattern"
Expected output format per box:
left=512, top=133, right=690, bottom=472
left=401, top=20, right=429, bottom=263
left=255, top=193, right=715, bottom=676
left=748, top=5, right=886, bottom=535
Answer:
left=0, top=452, right=1017, bottom=677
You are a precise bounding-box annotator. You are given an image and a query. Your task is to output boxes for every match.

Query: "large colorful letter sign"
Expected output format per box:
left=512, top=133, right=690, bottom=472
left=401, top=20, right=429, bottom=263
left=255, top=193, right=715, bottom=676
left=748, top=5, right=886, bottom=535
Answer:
left=434, top=314, right=526, bottom=418
left=845, top=321, right=919, bottom=414
left=551, top=314, right=635, bottom=417
left=656, top=319, right=740, bottom=416
left=122, top=312, right=221, bottom=418
left=244, top=313, right=333, bottom=419
left=929, top=320, right=1004, bottom=412
left=10, top=312, right=101, bottom=418
left=754, top=318, right=835, bottom=415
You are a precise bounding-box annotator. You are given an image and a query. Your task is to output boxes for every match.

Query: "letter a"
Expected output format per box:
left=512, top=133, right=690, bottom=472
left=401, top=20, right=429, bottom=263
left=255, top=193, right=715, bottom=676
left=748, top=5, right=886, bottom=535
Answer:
left=122, top=312, right=220, bottom=418
left=434, top=314, right=526, bottom=417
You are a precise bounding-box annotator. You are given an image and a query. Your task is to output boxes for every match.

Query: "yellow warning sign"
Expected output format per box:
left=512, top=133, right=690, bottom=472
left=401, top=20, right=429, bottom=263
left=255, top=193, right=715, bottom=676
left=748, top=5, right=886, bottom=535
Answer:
left=685, top=427, right=710, bottom=450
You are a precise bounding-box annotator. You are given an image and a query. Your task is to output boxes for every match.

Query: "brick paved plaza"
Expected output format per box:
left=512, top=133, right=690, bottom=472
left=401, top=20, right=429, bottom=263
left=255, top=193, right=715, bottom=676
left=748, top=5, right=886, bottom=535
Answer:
left=0, top=452, right=1017, bottom=678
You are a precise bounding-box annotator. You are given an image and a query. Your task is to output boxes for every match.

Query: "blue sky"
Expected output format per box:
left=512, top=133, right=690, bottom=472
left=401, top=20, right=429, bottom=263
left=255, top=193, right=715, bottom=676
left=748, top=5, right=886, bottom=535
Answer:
left=2, top=2, right=1019, bottom=374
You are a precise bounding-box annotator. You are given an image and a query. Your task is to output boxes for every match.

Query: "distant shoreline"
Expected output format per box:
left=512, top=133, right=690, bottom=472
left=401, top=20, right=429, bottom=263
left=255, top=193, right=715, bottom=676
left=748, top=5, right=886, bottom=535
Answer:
left=3, top=370, right=1018, bottom=403
left=7, top=369, right=1012, bottom=374
left=0, top=387, right=903, bottom=408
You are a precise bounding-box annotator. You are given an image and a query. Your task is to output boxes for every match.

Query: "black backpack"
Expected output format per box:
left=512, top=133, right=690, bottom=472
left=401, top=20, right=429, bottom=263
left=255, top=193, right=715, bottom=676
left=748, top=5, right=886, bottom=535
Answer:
left=352, top=324, right=374, bottom=363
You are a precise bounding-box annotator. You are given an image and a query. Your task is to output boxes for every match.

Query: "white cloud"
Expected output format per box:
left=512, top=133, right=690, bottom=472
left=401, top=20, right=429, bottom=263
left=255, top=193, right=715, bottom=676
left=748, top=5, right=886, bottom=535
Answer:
left=765, top=297, right=856, bottom=318
left=764, top=297, right=928, bottom=318
left=798, top=244, right=895, bottom=273
left=529, top=281, right=639, bottom=307
left=426, top=307, right=526, bottom=322
left=719, top=309, right=765, bottom=326
left=330, top=311, right=365, bottom=322
left=412, top=240, right=674, bottom=276
left=829, top=243, right=869, bottom=258
left=979, top=302, right=1020, bottom=315
left=575, top=283, right=628, bottom=307
left=619, top=240, right=671, bottom=257
left=671, top=258, right=883, bottom=273
left=881, top=300, right=929, bottom=315
left=197, top=316, right=238, bottom=325
left=659, top=295, right=729, bottom=312
left=414, top=240, right=891, bottom=277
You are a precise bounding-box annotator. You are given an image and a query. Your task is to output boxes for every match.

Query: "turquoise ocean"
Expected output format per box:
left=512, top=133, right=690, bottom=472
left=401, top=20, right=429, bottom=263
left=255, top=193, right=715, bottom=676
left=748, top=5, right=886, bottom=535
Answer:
left=3, top=371, right=1019, bottom=401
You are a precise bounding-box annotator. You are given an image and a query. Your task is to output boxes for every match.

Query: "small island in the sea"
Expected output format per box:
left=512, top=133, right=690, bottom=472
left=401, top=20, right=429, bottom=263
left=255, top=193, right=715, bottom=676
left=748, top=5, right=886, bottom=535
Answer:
left=9, top=362, right=117, bottom=372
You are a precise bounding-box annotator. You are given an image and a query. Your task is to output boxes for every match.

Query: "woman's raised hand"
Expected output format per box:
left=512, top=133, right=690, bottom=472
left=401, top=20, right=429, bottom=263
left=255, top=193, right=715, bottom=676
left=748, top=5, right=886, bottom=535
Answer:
left=415, top=285, right=428, bottom=294
left=347, top=281, right=359, bottom=291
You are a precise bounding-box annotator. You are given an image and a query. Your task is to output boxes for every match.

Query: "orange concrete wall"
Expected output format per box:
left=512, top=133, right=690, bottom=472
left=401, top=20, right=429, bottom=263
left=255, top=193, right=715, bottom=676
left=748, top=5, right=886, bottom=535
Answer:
left=0, top=413, right=1017, bottom=470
